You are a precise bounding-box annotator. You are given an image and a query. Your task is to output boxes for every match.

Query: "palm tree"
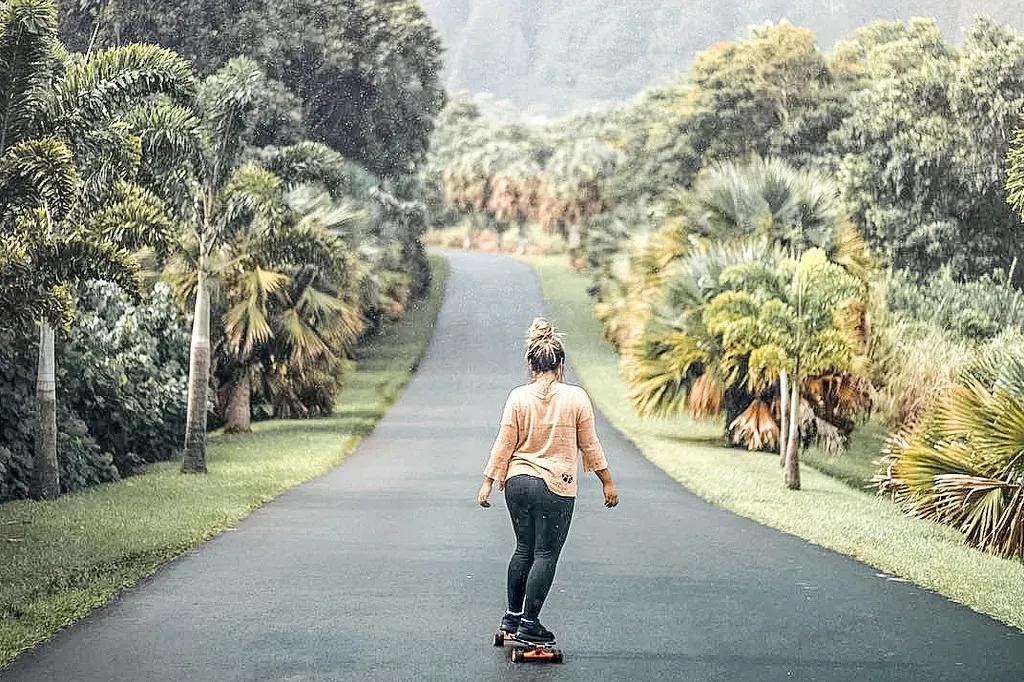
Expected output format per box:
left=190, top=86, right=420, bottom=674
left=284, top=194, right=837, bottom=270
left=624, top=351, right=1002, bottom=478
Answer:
left=622, top=156, right=874, bottom=483
left=0, top=0, right=196, bottom=498
left=169, top=58, right=365, bottom=471
left=878, top=339, right=1024, bottom=559
left=538, top=139, right=621, bottom=262
left=682, top=154, right=845, bottom=255
left=704, top=249, right=867, bottom=489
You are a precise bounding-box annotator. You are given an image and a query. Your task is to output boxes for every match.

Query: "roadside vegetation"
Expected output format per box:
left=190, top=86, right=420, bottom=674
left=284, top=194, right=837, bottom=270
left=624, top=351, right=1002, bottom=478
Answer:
left=425, top=17, right=1024, bottom=564
left=1, top=0, right=443, bottom=503
left=0, top=257, right=447, bottom=667
left=531, top=256, right=1024, bottom=631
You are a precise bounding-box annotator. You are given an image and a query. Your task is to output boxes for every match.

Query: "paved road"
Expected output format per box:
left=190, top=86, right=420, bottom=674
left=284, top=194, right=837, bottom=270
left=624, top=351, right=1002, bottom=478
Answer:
left=5, top=251, right=1024, bottom=681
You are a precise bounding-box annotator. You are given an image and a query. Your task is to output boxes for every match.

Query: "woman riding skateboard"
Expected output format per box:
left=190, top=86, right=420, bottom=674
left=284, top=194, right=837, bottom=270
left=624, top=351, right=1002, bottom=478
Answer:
left=477, top=317, right=619, bottom=645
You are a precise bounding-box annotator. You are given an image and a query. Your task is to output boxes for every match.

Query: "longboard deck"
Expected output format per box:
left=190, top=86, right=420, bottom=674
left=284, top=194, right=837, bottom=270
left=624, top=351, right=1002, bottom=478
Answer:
left=493, top=631, right=564, bottom=663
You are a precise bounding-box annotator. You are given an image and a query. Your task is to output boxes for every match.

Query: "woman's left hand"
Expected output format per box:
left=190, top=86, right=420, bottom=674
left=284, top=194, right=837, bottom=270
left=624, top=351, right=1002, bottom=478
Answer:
left=477, top=479, right=493, bottom=508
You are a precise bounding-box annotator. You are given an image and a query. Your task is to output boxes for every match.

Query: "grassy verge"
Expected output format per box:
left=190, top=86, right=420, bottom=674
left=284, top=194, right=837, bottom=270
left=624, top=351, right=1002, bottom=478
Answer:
left=528, top=255, right=1024, bottom=632
left=802, top=421, right=887, bottom=490
left=0, top=255, right=449, bottom=667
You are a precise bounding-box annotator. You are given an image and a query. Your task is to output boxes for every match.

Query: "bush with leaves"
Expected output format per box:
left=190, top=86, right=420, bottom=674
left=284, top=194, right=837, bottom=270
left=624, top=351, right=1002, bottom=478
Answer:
left=59, top=282, right=190, bottom=475
left=878, top=332, right=1024, bottom=560
left=0, top=327, right=119, bottom=502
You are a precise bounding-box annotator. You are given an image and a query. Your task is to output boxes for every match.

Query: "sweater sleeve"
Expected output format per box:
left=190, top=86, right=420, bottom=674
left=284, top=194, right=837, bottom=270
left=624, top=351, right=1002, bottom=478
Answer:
left=577, top=391, right=608, bottom=473
left=483, top=392, right=520, bottom=481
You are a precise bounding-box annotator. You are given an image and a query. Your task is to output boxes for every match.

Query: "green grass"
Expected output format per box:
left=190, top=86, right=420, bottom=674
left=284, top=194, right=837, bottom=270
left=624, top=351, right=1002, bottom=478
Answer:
left=0, top=256, right=449, bottom=668
left=802, top=421, right=888, bottom=490
left=528, top=255, right=1024, bottom=632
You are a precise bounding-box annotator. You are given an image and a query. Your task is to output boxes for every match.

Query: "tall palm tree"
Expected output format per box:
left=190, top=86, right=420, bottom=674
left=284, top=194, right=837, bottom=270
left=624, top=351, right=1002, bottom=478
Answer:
left=0, top=0, right=196, bottom=498
left=170, top=58, right=365, bottom=471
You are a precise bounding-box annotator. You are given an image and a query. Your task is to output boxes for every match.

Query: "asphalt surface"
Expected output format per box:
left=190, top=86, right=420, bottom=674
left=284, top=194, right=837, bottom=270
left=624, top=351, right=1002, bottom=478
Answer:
left=5, top=251, right=1024, bottom=681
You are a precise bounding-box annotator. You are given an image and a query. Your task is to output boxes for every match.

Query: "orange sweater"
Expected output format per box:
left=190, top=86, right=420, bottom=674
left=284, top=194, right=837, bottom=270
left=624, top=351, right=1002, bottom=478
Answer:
left=484, top=377, right=608, bottom=497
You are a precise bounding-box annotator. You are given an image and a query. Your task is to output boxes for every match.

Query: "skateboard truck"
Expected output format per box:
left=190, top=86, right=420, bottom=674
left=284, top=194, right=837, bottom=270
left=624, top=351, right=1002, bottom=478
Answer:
left=492, top=630, right=564, bottom=663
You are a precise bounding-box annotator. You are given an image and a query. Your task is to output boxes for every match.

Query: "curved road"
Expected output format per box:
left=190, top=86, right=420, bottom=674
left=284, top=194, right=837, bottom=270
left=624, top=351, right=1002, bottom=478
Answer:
left=5, top=251, right=1024, bottom=681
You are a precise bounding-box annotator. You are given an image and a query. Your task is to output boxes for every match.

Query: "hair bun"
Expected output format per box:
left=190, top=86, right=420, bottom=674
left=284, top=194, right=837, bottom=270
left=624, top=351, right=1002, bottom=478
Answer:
left=527, top=317, right=556, bottom=344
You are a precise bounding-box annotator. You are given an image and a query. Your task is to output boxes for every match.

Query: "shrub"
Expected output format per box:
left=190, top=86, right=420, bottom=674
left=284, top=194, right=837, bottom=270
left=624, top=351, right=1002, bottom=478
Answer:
left=886, top=267, right=1024, bottom=341
left=60, top=282, right=190, bottom=475
left=0, top=327, right=119, bottom=501
left=878, top=332, right=1024, bottom=560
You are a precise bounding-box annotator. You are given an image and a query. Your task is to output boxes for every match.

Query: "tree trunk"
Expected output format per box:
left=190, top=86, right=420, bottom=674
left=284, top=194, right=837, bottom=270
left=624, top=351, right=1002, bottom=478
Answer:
left=778, top=370, right=789, bottom=467
left=32, top=322, right=60, bottom=499
left=182, top=268, right=211, bottom=473
left=784, top=377, right=801, bottom=490
left=722, top=384, right=748, bottom=446
left=224, top=370, right=251, bottom=434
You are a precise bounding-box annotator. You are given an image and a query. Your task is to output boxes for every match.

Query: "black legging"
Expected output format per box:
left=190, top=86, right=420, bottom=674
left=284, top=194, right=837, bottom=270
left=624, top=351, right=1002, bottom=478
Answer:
left=504, top=474, right=575, bottom=620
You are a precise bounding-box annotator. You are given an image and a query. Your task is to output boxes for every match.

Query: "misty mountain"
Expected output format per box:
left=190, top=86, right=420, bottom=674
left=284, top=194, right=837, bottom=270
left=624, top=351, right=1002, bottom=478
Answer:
left=420, top=0, right=1024, bottom=117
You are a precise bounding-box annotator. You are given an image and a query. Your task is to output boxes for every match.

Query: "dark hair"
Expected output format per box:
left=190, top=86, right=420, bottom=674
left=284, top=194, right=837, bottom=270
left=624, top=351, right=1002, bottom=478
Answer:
left=526, top=317, right=565, bottom=378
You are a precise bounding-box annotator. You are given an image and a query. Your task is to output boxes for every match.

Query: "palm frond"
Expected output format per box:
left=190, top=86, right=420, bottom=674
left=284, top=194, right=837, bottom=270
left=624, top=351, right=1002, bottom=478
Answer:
left=84, top=181, right=179, bottom=252
left=0, top=0, right=58, bottom=154
left=44, top=43, right=196, bottom=144
left=0, top=136, right=79, bottom=220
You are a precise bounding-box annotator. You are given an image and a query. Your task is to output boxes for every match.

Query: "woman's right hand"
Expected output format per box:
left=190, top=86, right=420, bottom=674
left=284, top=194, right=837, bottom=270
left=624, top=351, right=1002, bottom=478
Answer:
left=603, top=483, right=619, bottom=508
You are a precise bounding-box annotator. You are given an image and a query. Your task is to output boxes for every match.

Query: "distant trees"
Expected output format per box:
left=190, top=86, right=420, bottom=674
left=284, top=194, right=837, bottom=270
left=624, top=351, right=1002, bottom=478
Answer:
left=833, top=17, right=1024, bottom=279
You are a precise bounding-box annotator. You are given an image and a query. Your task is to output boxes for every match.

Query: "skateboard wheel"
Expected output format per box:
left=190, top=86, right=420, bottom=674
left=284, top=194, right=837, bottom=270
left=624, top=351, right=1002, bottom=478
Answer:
left=493, top=632, right=504, bottom=647
left=511, top=649, right=522, bottom=662
left=554, top=651, right=564, bottom=664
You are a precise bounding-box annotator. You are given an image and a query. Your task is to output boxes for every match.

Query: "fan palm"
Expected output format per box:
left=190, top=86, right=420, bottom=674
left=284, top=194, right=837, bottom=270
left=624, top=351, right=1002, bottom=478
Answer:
left=168, top=58, right=369, bottom=468
left=879, top=338, right=1024, bottom=559
left=0, top=0, right=196, bottom=498
left=683, top=154, right=844, bottom=255
left=622, top=157, right=874, bottom=487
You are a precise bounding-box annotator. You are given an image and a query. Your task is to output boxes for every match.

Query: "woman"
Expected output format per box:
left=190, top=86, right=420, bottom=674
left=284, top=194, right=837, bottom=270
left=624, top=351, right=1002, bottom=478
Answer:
left=477, top=317, right=619, bottom=644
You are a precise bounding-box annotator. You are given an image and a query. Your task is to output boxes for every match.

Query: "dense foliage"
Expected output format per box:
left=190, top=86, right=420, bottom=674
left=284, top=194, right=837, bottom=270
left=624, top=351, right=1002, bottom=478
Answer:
left=0, top=282, right=189, bottom=498
left=60, top=0, right=445, bottom=178
left=0, top=0, right=443, bottom=500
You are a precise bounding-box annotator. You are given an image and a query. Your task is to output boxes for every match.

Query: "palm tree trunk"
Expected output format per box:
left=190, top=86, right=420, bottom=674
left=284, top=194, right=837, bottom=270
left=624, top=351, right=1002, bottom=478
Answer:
left=224, top=370, right=251, bottom=433
left=723, top=384, right=747, bottom=446
left=784, top=376, right=801, bottom=490
left=32, top=322, right=60, bottom=499
left=182, top=268, right=211, bottom=473
left=778, top=370, right=789, bottom=467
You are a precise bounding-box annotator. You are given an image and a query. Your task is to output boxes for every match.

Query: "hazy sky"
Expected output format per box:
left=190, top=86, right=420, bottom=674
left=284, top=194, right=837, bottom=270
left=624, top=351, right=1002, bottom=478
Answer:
left=420, top=0, right=1024, bottom=117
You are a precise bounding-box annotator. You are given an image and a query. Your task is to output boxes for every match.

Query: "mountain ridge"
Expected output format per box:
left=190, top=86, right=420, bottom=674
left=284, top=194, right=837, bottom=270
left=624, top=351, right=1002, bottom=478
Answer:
left=420, top=0, right=1024, bottom=116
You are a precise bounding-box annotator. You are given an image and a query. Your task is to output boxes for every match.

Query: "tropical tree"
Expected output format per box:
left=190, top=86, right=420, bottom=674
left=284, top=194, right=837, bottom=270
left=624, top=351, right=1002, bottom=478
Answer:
left=621, top=157, right=872, bottom=477
left=835, top=17, right=1024, bottom=280
left=166, top=58, right=373, bottom=470
left=706, top=249, right=867, bottom=489
left=0, top=0, right=195, bottom=498
left=213, top=199, right=365, bottom=432
left=878, top=335, right=1024, bottom=559
left=61, top=0, right=446, bottom=178
left=537, top=138, right=621, bottom=265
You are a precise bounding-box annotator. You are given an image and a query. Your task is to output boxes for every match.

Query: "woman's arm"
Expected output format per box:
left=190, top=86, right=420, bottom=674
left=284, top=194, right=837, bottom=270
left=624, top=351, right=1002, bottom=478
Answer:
left=479, top=394, right=520, bottom=508
left=578, top=391, right=618, bottom=507
left=594, top=467, right=618, bottom=508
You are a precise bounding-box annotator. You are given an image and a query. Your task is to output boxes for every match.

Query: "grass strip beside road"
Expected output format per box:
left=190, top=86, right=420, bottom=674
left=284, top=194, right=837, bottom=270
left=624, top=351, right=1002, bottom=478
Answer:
left=0, top=255, right=449, bottom=668
left=528, top=255, right=1024, bottom=632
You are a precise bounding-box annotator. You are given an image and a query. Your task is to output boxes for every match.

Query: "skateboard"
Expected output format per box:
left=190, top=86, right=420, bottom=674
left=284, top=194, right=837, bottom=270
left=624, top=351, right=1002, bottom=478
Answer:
left=492, top=630, right=564, bottom=663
